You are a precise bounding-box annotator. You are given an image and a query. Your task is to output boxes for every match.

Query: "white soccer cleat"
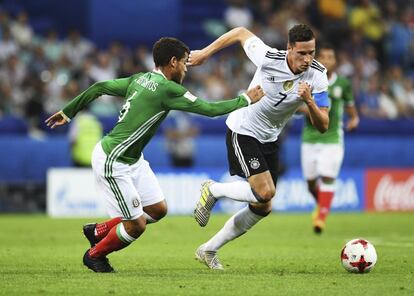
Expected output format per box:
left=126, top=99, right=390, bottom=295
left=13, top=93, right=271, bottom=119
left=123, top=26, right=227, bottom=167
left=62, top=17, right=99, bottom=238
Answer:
left=195, top=244, right=224, bottom=270
left=194, top=180, right=217, bottom=227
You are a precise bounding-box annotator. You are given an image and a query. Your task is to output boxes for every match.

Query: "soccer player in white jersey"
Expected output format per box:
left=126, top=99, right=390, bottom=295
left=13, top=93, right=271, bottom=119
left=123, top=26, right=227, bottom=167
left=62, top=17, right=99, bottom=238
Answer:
left=188, top=24, right=330, bottom=270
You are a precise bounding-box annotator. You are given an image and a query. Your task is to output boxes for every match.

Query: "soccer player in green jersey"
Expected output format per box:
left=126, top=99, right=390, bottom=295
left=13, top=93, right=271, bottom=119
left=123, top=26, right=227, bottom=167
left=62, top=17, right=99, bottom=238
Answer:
left=300, top=43, right=359, bottom=233
left=45, top=37, right=265, bottom=272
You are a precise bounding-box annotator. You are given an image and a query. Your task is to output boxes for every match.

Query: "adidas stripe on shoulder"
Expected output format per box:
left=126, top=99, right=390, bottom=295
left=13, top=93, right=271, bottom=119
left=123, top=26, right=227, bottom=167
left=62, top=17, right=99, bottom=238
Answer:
left=311, top=60, right=326, bottom=72
left=265, top=50, right=286, bottom=60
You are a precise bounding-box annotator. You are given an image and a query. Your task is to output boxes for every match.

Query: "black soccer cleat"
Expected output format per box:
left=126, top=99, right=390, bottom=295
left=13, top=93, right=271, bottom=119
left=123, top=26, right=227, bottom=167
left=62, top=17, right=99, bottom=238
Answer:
left=83, top=223, right=98, bottom=247
left=83, top=250, right=115, bottom=273
left=313, top=225, right=323, bottom=234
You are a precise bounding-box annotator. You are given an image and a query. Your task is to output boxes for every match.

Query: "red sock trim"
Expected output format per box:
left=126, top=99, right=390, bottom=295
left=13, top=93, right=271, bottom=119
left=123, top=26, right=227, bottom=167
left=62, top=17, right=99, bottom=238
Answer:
left=95, top=217, right=122, bottom=241
left=89, top=224, right=129, bottom=258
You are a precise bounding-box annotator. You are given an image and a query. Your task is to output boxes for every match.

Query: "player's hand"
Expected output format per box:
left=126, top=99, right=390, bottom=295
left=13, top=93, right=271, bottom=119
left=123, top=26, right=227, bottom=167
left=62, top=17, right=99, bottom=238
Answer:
left=45, top=111, right=69, bottom=129
left=187, top=50, right=209, bottom=66
left=298, top=81, right=313, bottom=104
left=246, top=85, right=265, bottom=104
left=346, top=116, right=360, bottom=131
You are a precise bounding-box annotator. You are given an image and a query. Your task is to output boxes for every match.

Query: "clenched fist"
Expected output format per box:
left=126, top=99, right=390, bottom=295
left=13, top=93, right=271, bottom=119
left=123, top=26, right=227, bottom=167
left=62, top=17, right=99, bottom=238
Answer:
left=246, top=85, right=265, bottom=104
left=298, top=81, right=313, bottom=105
left=186, top=50, right=209, bottom=66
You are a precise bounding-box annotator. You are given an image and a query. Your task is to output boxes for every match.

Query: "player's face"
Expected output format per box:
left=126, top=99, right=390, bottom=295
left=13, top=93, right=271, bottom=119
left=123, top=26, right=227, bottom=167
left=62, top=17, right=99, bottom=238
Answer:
left=172, top=53, right=188, bottom=84
left=317, top=49, right=336, bottom=72
left=287, top=39, right=315, bottom=74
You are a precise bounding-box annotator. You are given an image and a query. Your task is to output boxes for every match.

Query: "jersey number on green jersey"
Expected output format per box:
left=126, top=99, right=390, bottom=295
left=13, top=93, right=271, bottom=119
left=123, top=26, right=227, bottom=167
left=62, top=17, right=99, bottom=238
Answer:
left=118, top=91, right=136, bottom=122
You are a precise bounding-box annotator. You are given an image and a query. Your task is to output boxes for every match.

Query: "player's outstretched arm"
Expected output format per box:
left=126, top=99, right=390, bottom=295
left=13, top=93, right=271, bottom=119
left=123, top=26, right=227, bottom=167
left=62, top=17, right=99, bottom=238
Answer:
left=187, top=27, right=255, bottom=66
left=56, top=77, right=132, bottom=122
left=165, top=85, right=264, bottom=117
left=298, top=82, right=329, bottom=132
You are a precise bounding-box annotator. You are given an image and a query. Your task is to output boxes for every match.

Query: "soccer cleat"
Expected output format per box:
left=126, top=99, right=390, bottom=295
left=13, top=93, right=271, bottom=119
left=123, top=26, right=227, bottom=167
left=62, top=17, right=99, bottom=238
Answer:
left=194, top=180, right=217, bottom=227
left=313, top=218, right=325, bottom=234
left=195, top=245, right=224, bottom=270
left=83, top=250, right=115, bottom=273
left=311, top=205, right=325, bottom=234
left=83, top=223, right=98, bottom=247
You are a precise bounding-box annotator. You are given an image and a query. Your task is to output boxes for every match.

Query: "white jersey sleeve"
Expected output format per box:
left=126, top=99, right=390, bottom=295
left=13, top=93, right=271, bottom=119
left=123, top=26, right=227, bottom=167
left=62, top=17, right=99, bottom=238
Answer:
left=311, top=61, right=329, bottom=93
left=243, top=36, right=273, bottom=68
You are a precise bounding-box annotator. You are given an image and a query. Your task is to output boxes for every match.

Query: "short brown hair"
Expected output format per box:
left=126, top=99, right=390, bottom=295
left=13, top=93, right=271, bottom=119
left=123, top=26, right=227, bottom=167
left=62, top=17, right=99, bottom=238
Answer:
left=288, top=24, right=314, bottom=45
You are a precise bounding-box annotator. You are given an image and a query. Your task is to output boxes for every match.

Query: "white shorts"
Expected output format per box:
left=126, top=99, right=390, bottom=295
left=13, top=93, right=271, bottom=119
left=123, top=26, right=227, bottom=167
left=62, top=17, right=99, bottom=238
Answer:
left=92, top=142, right=165, bottom=220
left=301, top=143, right=344, bottom=180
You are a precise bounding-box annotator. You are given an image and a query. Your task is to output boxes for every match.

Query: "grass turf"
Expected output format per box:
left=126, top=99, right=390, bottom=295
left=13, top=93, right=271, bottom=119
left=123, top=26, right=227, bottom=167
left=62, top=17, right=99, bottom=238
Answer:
left=0, top=213, right=413, bottom=295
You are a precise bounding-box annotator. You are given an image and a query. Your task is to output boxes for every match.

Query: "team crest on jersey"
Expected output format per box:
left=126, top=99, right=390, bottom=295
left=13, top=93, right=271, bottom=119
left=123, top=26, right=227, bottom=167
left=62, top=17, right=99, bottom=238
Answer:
left=132, top=198, right=140, bottom=208
left=249, top=158, right=260, bottom=170
left=283, top=80, right=294, bottom=91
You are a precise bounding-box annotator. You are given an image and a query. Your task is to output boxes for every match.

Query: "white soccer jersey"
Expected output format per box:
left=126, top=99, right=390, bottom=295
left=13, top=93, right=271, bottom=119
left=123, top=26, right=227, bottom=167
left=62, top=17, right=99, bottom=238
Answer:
left=226, top=36, right=329, bottom=143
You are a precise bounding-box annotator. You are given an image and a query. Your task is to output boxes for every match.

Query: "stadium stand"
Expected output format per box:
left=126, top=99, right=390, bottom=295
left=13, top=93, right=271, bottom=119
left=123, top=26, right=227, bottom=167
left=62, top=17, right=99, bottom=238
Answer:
left=0, top=0, right=413, bottom=212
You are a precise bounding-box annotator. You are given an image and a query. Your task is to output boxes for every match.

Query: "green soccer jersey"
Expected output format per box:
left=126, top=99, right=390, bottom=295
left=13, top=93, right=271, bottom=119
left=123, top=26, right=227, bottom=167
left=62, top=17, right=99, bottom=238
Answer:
left=302, top=73, right=354, bottom=144
left=62, top=70, right=250, bottom=164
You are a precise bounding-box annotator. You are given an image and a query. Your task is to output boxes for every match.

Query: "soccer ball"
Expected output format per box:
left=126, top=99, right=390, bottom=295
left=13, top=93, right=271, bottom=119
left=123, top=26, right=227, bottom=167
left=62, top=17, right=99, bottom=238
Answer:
left=340, top=239, right=377, bottom=273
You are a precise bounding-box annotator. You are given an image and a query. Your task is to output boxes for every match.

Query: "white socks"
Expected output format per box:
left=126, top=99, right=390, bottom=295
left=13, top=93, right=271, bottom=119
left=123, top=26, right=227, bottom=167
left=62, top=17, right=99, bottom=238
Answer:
left=117, top=223, right=136, bottom=244
left=210, top=180, right=261, bottom=203
left=203, top=206, right=265, bottom=251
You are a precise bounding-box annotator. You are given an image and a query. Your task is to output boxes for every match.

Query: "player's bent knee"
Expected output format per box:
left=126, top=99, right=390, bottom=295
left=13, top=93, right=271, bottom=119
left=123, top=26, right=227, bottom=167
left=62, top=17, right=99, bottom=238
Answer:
left=146, top=208, right=167, bottom=222
left=155, top=209, right=167, bottom=221
left=143, top=200, right=168, bottom=221
left=156, top=202, right=168, bottom=220
left=123, top=217, right=146, bottom=238
left=253, top=186, right=275, bottom=203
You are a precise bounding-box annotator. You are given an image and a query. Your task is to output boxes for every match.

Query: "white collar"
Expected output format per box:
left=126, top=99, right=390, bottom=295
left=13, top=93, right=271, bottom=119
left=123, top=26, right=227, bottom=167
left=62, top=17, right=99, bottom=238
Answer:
left=153, top=68, right=167, bottom=79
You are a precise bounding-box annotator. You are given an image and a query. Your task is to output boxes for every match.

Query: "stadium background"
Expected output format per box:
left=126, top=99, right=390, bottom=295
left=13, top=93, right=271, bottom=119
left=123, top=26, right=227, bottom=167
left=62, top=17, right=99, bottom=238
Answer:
left=0, top=0, right=413, bottom=215
left=1, top=1, right=414, bottom=295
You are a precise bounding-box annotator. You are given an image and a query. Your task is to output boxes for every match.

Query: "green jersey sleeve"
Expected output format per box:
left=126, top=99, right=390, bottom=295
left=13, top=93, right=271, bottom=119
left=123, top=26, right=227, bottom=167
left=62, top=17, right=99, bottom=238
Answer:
left=162, top=82, right=250, bottom=117
left=342, top=78, right=354, bottom=106
left=62, top=76, right=133, bottom=119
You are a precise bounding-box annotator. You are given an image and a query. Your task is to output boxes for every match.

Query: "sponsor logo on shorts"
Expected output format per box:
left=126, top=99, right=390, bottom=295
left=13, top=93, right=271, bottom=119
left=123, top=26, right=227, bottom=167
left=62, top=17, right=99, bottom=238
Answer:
left=249, top=158, right=260, bottom=170
left=132, top=198, right=140, bottom=208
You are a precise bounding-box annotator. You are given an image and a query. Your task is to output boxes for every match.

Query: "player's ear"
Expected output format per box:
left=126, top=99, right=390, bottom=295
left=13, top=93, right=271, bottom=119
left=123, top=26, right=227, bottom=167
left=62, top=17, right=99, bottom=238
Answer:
left=170, top=56, right=178, bottom=68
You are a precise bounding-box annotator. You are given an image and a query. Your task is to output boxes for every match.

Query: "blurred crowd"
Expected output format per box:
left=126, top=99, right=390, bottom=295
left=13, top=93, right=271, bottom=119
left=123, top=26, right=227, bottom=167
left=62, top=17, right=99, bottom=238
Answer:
left=0, top=0, right=413, bottom=134
left=203, top=0, right=414, bottom=119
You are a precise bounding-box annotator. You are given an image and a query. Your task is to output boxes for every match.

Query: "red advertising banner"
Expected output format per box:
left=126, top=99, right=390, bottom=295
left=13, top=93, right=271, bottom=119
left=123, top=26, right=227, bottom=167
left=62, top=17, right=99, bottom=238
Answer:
left=365, top=169, right=414, bottom=211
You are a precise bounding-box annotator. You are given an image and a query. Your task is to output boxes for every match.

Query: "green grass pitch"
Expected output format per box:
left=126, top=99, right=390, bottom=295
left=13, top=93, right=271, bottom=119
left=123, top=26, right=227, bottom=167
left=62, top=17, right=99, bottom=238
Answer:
left=0, top=213, right=413, bottom=295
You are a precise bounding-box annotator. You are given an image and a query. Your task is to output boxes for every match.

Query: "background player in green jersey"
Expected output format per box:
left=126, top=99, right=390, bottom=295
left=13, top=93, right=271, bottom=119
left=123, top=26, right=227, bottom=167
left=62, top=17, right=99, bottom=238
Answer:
left=45, top=37, right=265, bottom=272
left=300, top=43, right=359, bottom=233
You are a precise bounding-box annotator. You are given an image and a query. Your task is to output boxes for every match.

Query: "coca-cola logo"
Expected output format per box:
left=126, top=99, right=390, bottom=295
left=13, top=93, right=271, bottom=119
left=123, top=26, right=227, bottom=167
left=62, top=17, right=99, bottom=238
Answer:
left=374, top=175, right=414, bottom=211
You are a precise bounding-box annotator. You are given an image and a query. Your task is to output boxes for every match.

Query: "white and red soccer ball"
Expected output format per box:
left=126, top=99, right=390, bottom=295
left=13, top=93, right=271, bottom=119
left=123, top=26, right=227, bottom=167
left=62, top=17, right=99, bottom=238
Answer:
left=341, top=239, right=377, bottom=273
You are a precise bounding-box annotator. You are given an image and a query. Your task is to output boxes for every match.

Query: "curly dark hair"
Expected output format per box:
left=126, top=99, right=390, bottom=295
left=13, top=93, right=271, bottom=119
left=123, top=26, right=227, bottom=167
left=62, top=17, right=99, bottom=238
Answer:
left=152, top=37, right=190, bottom=67
left=288, top=24, right=315, bottom=45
